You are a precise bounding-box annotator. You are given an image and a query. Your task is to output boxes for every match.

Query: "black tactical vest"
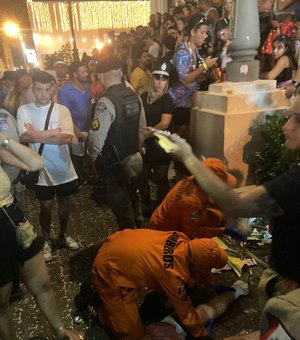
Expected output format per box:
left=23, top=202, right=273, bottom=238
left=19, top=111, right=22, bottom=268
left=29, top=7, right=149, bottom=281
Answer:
left=102, top=83, right=140, bottom=161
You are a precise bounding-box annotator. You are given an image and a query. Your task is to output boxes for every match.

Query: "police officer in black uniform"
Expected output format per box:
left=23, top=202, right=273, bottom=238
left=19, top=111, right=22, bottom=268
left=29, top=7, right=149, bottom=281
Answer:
left=88, top=57, right=146, bottom=230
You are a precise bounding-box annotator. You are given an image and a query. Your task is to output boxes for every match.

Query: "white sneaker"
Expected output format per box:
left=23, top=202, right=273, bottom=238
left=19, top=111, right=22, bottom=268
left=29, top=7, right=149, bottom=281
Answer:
left=43, top=241, right=52, bottom=262
left=232, top=280, right=249, bottom=299
left=60, top=235, right=79, bottom=251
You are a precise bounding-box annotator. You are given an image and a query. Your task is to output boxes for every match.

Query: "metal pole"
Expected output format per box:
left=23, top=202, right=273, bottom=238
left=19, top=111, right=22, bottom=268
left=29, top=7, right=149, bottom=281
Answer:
left=67, top=0, right=79, bottom=62
left=226, top=0, right=260, bottom=82
left=19, top=34, right=28, bottom=69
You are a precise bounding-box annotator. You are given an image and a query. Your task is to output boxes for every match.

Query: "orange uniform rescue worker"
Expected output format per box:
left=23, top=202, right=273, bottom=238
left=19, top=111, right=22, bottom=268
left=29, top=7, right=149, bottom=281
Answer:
left=92, top=228, right=228, bottom=339
left=149, top=158, right=237, bottom=239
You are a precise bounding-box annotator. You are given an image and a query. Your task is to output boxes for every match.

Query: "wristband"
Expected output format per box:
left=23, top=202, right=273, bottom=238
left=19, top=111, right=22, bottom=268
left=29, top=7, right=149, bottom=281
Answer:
left=1, top=137, right=10, bottom=148
left=202, top=62, right=208, bottom=71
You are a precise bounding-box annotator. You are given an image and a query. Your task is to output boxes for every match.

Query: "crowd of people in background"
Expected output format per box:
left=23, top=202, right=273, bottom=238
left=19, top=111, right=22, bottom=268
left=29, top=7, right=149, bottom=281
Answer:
left=1, top=0, right=300, bottom=339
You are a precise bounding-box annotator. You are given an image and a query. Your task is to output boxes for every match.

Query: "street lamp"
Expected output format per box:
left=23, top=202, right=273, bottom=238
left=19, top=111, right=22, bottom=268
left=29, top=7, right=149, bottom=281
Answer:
left=3, top=21, right=28, bottom=69
left=3, top=22, right=20, bottom=38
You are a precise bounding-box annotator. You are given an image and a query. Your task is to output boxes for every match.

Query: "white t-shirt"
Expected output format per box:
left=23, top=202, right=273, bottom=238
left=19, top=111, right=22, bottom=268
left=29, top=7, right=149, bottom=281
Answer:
left=17, top=102, right=77, bottom=186
left=149, top=41, right=160, bottom=58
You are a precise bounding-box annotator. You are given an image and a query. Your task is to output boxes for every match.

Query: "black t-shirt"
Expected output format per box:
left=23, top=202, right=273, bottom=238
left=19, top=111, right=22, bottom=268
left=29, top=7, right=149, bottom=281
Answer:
left=276, top=67, right=293, bottom=85
left=141, top=92, right=174, bottom=165
left=141, top=92, right=174, bottom=127
left=264, top=166, right=300, bottom=283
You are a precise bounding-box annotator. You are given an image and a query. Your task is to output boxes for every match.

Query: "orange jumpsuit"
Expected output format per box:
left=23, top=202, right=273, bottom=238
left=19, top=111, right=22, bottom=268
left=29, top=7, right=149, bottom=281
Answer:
left=149, top=176, right=226, bottom=239
left=92, top=229, right=223, bottom=340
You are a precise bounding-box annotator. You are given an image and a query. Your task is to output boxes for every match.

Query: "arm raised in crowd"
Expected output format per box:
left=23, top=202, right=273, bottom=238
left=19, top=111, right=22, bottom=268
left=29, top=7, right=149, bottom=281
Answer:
left=154, top=132, right=283, bottom=219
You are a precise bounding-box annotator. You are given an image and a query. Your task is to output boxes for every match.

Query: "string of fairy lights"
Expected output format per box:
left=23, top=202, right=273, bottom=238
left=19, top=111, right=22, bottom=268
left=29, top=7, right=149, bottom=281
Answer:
left=27, top=1, right=151, bottom=32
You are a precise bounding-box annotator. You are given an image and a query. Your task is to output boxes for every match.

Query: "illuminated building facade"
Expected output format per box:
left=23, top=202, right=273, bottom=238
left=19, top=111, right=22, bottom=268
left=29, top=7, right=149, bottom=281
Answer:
left=26, top=0, right=152, bottom=60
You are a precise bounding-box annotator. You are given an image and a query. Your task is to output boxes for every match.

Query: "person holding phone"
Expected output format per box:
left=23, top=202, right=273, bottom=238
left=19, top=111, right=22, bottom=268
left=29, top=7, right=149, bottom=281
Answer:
left=169, top=13, right=218, bottom=140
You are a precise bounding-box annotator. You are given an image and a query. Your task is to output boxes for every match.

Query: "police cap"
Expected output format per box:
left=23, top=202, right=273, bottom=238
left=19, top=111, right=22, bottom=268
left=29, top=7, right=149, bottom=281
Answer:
left=152, top=62, right=170, bottom=78
left=96, top=57, right=122, bottom=73
left=15, top=69, right=29, bottom=80
left=0, top=71, right=17, bottom=81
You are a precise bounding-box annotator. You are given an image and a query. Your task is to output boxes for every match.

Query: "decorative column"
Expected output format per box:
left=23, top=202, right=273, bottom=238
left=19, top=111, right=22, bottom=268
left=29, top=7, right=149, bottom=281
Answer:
left=226, top=0, right=260, bottom=81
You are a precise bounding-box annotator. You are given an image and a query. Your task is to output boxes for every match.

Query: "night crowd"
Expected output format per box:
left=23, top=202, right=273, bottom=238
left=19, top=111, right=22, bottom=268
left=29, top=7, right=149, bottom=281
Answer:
left=1, top=0, right=300, bottom=339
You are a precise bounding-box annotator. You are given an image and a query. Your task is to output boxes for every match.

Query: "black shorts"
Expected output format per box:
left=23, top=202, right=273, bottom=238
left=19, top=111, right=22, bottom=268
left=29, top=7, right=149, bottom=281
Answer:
left=35, top=180, right=79, bottom=201
left=0, top=202, right=41, bottom=287
left=173, top=107, right=191, bottom=127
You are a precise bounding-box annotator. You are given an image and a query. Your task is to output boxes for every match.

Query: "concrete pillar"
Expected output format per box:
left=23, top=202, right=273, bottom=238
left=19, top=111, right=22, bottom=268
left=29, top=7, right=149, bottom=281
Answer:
left=150, top=0, right=168, bottom=14
left=227, top=0, right=260, bottom=82
left=190, top=82, right=289, bottom=185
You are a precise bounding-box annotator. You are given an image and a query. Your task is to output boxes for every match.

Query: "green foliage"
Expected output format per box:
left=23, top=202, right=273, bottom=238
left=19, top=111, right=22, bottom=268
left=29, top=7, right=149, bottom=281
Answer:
left=250, top=114, right=299, bottom=185
left=43, top=42, right=73, bottom=70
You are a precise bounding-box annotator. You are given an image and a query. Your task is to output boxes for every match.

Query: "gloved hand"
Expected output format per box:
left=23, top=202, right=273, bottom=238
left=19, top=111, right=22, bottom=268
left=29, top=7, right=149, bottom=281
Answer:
left=205, top=319, right=214, bottom=337
left=153, top=130, right=193, bottom=161
left=16, top=220, right=37, bottom=249
left=224, top=218, right=252, bottom=240
left=224, top=227, right=247, bottom=240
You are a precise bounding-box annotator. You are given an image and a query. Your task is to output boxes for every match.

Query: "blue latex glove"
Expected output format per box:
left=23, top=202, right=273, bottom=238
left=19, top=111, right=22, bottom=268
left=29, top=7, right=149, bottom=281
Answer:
left=224, top=226, right=247, bottom=240
left=205, top=319, right=214, bottom=337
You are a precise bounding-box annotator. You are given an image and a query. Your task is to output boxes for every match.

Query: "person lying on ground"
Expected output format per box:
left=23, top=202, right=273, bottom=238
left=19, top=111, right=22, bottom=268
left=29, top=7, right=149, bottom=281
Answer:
left=92, top=228, right=249, bottom=340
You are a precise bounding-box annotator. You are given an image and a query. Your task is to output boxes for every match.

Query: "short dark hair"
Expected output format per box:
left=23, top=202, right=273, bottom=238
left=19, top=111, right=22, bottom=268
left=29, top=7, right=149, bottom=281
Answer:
left=173, top=6, right=184, bottom=16
left=142, top=33, right=152, bottom=41
left=162, top=35, right=176, bottom=50
left=168, top=25, right=179, bottom=31
left=215, top=17, right=229, bottom=34
left=32, top=71, right=55, bottom=85
left=183, top=4, right=191, bottom=11
left=69, top=61, right=85, bottom=75
left=187, top=13, right=208, bottom=35
left=136, top=48, right=148, bottom=60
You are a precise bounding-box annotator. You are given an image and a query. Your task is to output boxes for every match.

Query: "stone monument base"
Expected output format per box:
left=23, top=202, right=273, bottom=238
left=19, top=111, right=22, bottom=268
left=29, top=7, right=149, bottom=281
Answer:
left=190, top=80, right=289, bottom=185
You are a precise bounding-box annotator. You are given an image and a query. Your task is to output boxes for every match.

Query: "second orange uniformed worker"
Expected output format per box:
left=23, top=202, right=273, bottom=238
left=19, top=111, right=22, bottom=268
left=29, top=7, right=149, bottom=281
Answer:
left=92, top=228, right=228, bottom=339
left=149, top=158, right=237, bottom=239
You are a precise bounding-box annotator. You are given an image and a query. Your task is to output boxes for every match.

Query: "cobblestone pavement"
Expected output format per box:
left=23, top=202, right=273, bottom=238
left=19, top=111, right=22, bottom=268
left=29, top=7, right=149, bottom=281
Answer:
left=11, top=184, right=265, bottom=339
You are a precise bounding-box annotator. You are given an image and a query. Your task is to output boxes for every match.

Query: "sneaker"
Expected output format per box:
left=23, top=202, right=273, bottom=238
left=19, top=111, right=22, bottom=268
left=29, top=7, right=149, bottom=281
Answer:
left=43, top=241, right=52, bottom=262
left=59, top=235, right=79, bottom=251
left=231, top=280, right=249, bottom=299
